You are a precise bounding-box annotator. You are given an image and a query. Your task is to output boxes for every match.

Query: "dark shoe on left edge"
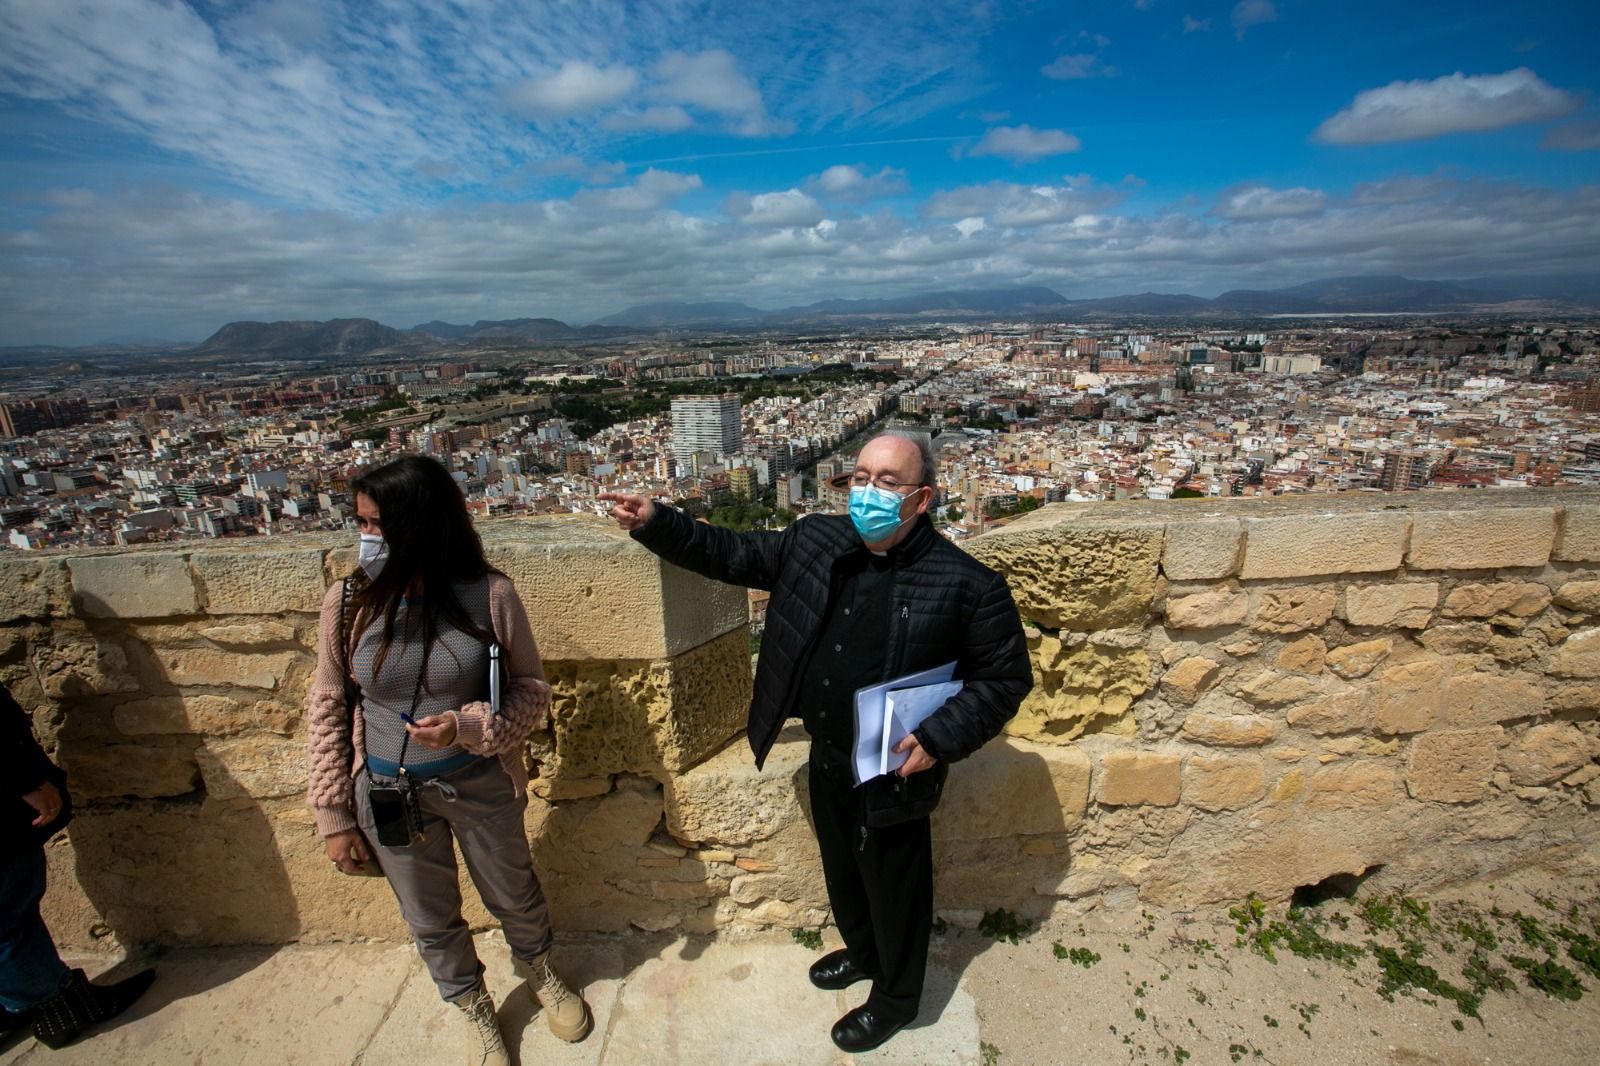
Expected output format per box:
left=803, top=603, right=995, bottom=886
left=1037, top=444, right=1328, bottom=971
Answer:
left=830, top=1006, right=913, bottom=1053
left=809, top=949, right=873, bottom=991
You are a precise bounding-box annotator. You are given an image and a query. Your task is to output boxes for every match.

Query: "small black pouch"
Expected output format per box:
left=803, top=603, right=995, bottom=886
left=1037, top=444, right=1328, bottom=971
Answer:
left=368, top=772, right=424, bottom=848
left=861, top=762, right=949, bottom=828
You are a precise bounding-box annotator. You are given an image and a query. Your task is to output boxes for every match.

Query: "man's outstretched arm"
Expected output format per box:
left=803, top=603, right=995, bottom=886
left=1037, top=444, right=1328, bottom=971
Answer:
left=599, top=492, right=786, bottom=591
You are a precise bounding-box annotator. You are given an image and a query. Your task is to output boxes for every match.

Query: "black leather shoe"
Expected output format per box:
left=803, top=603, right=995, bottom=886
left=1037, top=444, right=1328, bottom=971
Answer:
left=830, top=1006, right=912, bottom=1053
left=809, top=950, right=872, bottom=990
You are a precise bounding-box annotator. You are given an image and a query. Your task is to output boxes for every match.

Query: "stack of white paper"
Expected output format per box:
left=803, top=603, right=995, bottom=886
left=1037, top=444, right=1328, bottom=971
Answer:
left=851, top=662, right=964, bottom=785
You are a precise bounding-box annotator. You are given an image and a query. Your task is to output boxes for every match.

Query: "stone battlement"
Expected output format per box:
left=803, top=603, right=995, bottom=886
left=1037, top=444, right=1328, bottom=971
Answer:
left=5, top=491, right=1598, bottom=949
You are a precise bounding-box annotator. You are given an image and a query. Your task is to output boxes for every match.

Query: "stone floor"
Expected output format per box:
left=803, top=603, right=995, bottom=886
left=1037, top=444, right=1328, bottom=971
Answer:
left=6, top=898, right=1600, bottom=1066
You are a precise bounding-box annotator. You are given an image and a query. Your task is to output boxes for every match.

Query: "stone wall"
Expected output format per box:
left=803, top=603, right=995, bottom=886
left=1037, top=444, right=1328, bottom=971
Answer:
left=6, top=493, right=1599, bottom=949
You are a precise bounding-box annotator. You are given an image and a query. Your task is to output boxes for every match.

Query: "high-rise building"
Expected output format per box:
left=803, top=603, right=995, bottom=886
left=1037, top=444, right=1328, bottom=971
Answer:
left=1379, top=450, right=1430, bottom=492
left=671, top=393, right=741, bottom=462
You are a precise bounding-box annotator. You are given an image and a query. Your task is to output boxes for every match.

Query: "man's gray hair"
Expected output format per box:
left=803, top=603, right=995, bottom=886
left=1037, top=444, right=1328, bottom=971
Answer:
left=879, top=430, right=938, bottom=488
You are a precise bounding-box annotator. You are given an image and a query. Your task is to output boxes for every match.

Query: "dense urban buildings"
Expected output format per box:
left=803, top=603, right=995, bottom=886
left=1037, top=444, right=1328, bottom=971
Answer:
left=1, top=320, right=1597, bottom=552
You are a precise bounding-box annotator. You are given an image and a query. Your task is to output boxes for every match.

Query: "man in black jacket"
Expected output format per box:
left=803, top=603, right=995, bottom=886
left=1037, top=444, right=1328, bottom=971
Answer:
left=2, top=684, right=155, bottom=1049
left=602, top=431, right=1032, bottom=1052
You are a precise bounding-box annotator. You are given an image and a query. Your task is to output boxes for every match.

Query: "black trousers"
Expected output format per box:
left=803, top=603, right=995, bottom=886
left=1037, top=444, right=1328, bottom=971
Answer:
left=807, top=741, right=933, bottom=1023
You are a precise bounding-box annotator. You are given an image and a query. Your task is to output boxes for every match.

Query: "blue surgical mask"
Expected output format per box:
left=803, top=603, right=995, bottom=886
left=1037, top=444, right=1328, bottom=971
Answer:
left=357, top=532, right=387, bottom=578
left=849, top=485, right=918, bottom=543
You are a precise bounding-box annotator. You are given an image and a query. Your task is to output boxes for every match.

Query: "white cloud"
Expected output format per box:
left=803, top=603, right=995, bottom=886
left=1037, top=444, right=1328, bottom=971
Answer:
left=572, top=168, right=701, bottom=211
left=5, top=175, right=1599, bottom=344
left=1232, top=0, right=1276, bottom=38
left=530, top=156, right=628, bottom=185
left=969, top=125, right=1082, bottom=162
left=504, top=60, right=638, bottom=120
left=806, top=165, right=908, bottom=201
left=1041, top=53, right=1117, bottom=80
left=1183, top=15, right=1211, bottom=33
left=732, top=189, right=825, bottom=228
left=1542, top=122, right=1600, bottom=151
left=924, top=178, right=1125, bottom=226
left=1315, top=68, right=1580, bottom=145
left=603, top=105, right=693, bottom=132
left=653, top=49, right=790, bottom=136
left=1215, top=184, right=1328, bottom=220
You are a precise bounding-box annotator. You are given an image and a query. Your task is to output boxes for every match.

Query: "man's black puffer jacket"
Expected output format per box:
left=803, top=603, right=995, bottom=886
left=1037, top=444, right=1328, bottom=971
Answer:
left=633, top=505, right=1034, bottom=769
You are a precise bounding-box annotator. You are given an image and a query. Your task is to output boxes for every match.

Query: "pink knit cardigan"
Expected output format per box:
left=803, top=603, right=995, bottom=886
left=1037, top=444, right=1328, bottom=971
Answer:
left=304, top=572, right=552, bottom=838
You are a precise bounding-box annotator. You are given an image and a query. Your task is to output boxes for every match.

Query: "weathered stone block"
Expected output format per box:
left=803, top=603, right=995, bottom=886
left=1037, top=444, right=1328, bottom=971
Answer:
left=60, top=744, right=199, bottom=800
left=1555, top=580, right=1600, bottom=615
left=1408, top=508, right=1556, bottom=570
left=33, top=633, right=139, bottom=697
left=1180, top=713, right=1279, bottom=747
left=967, top=520, right=1161, bottom=631
left=1161, top=519, right=1242, bottom=580
left=1008, top=632, right=1147, bottom=742
left=0, top=558, right=68, bottom=622
left=1161, top=656, right=1220, bottom=704
left=1552, top=684, right=1600, bottom=714
left=1441, top=582, right=1552, bottom=623
left=1344, top=584, right=1437, bottom=629
left=1166, top=588, right=1248, bottom=630
left=1406, top=728, right=1502, bottom=803
left=195, top=734, right=306, bottom=799
left=1276, top=634, right=1327, bottom=674
left=1441, top=672, right=1543, bottom=727
left=1326, top=638, right=1392, bottom=679
left=1551, top=629, right=1600, bottom=679
left=1184, top=754, right=1266, bottom=812
left=1305, top=760, right=1400, bottom=810
left=663, top=728, right=806, bottom=847
left=1554, top=505, right=1600, bottom=562
left=1235, top=670, right=1318, bottom=707
left=192, top=550, right=327, bottom=614
left=147, top=648, right=296, bottom=690
left=483, top=516, right=746, bottom=660
left=196, top=620, right=298, bottom=646
left=1240, top=512, right=1407, bottom=580
left=543, top=627, right=751, bottom=781
left=70, top=554, right=198, bottom=618
left=113, top=693, right=295, bottom=735
left=1286, top=689, right=1374, bottom=735
left=1504, top=724, right=1592, bottom=787
left=1375, top=660, right=1445, bottom=734
left=1096, top=749, right=1181, bottom=807
left=1420, top=623, right=1493, bottom=655
left=935, top=738, right=1090, bottom=839
left=1252, top=586, right=1337, bottom=634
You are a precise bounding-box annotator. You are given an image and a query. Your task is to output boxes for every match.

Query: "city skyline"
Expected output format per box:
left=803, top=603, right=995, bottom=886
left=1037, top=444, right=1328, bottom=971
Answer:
left=1, top=1, right=1597, bottom=346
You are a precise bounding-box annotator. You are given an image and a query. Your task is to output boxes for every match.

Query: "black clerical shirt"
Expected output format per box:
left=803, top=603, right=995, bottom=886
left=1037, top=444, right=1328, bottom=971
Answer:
left=798, top=548, right=897, bottom=750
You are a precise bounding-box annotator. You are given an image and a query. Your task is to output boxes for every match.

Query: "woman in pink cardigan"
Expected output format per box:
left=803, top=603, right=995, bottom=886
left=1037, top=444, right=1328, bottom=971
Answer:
left=304, top=455, right=589, bottom=1066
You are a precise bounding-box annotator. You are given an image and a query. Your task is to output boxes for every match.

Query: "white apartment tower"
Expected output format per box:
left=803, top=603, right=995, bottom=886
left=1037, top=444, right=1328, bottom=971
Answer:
left=671, top=393, right=742, bottom=462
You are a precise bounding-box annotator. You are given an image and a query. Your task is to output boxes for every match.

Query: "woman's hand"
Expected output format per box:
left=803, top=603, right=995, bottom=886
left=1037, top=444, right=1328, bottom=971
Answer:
left=407, top=713, right=458, bottom=749
left=597, top=492, right=655, bottom=531
left=22, top=780, right=62, bottom=827
left=325, top=828, right=371, bottom=874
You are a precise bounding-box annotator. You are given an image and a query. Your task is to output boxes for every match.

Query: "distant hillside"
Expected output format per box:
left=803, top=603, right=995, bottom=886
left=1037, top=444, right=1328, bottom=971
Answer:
left=194, top=318, right=428, bottom=358
left=593, top=302, right=767, bottom=328
left=1069, top=292, right=1213, bottom=315
left=1212, top=275, right=1496, bottom=314
left=780, top=286, right=1069, bottom=318
left=411, top=317, right=630, bottom=342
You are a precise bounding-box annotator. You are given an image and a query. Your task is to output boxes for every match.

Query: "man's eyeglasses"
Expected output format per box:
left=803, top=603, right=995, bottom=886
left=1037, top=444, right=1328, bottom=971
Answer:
left=845, top=472, right=924, bottom=494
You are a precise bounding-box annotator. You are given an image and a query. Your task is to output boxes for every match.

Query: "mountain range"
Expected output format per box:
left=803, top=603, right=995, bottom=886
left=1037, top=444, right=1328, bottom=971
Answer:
left=42, top=273, right=1592, bottom=363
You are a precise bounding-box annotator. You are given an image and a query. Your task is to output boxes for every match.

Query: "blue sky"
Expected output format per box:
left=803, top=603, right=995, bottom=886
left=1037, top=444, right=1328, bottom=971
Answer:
left=0, top=0, right=1597, bottom=345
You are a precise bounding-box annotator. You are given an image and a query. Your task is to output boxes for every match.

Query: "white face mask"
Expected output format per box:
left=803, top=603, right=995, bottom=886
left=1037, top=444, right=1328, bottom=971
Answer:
left=357, top=532, right=387, bottom=578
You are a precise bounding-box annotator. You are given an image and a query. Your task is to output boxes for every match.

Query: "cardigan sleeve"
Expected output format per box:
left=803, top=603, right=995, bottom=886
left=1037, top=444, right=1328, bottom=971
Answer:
left=305, top=580, right=359, bottom=837
left=451, top=574, right=551, bottom=756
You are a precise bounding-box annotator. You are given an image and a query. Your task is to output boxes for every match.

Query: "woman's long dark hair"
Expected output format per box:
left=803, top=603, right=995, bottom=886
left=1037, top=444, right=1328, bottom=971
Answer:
left=349, top=454, right=497, bottom=677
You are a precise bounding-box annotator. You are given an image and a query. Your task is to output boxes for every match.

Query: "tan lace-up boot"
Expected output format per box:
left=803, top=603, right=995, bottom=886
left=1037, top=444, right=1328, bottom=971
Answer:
left=454, top=983, right=509, bottom=1066
left=513, top=951, right=592, bottom=1042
